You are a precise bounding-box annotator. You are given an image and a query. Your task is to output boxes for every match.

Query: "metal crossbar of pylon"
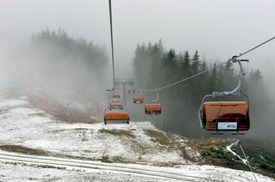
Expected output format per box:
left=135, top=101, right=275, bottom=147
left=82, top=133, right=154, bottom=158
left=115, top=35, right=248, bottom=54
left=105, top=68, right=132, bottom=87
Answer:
left=115, top=78, right=134, bottom=85
left=113, top=78, right=135, bottom=107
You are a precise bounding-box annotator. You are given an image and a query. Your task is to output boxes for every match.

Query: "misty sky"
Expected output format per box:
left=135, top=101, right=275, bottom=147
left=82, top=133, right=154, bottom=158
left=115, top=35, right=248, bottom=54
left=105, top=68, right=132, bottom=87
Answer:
left=0, top=0, right=274, bottom=77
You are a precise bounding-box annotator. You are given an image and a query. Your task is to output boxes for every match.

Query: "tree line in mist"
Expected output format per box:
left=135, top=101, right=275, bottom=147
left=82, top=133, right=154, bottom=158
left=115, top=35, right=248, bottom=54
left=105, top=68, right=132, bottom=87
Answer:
left=31, top=29, right=108, bottom=75
left=29, top=29, right=110, bottom=104
left=133, top=40, right=271, bottom=138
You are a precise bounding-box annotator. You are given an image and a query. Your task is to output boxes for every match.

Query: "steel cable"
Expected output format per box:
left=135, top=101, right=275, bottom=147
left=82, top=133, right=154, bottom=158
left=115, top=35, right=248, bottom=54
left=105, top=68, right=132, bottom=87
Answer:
left=109, top=0, right=116, bottom=87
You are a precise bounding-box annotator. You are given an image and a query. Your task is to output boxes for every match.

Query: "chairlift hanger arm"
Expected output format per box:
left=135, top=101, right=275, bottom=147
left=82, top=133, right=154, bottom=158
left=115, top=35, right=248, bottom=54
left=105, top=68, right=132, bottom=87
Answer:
left=213, top=59, right=248, bottom=97
left=224, top=36, right=275, bottom=95
left=152, top=88, right=160, bottom=103
left=198, top=94, right=213, bottom=128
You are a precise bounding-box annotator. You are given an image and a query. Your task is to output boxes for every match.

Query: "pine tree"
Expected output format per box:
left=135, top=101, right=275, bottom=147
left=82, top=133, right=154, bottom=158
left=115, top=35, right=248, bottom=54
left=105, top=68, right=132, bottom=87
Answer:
left=183, top=51, right=191, bottom=75
left=162, top=49, right=179, bottom=86
left=209, top=63, right=218, bottom=92
left=191, top=50, right=200, bottom=74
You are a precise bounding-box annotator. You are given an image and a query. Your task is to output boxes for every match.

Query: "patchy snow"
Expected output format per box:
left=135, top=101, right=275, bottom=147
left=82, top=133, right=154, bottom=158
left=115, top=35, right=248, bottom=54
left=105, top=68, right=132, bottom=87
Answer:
left=0, top=154, right=273, bottom=182
left=226, top=140, right=248, bottom=165
left=0, top=150, right=273, bottom=182
left=185, top=146, right=201, bottom=161
left=0, top=97, right=274, bottom=182
left=0, top=97, right=187, bottom=165
left=0, top=161, right=169, bottom=182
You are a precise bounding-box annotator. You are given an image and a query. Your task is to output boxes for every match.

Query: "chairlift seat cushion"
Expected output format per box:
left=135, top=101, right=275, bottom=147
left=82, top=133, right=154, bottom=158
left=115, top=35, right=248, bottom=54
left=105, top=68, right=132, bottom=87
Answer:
left=145, top=103, right=161, bottom=114
left=104, top=111, right=129, bottom=121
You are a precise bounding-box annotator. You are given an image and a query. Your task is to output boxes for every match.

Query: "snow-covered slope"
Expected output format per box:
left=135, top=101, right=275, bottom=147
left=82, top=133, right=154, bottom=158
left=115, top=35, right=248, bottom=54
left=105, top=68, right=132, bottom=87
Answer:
left=0, top=97, right=273, bottom=182
left=0, top=97, right=186, bottom=165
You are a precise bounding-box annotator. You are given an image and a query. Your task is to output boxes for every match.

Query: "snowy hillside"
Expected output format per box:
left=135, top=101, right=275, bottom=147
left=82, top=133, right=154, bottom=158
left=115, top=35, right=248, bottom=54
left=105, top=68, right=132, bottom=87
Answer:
left=0, top=97, right=274, bottom=182
left=0, top=97, right=187, bottom=165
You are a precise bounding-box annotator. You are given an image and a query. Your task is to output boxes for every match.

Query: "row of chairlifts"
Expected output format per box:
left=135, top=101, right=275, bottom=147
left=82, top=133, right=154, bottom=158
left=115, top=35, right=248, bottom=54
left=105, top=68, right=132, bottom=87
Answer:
left=127, top=56, right=249, bottom=134
left=103, top=79, right=137, bottom=124
left=129, top=88, right=162, bottom=115
left=104, top=59, right=249, bottom=135
left=105, top=57, right=249, bottom=135
left=104, top=89, right=130, bottom=124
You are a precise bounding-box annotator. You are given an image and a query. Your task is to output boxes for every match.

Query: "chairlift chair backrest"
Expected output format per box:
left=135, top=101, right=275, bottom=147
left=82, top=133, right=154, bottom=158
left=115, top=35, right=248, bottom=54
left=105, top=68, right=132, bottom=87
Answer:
left=201, top=101, right=249, bottom=131
left=133, top=96, right=144, bottom=104
left=145, top=103, right=161, bottom=114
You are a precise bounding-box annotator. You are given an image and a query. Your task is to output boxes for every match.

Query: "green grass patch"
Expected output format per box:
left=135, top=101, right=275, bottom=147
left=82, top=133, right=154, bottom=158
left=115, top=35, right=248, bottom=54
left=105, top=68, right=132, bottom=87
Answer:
left=101, top=155, right=112, bottom=163
left=0, top=145, right=49, bottom=156
left=186, top=137, right=275, bottom=179
left=144, top=129, right=192, bottom=162
left=144, top=129, right=171, bottom=146
left=187, top=137, right=248, bottom=170
left=99, top=129, right=136, bottom=139
left=201, top=146, right=241, bottom=168
left=232, top=143, right=275, bottom=178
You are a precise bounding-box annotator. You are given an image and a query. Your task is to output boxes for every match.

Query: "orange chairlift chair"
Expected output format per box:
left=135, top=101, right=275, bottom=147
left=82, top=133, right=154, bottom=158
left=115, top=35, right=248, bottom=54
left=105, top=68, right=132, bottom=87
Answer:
left=104, top=109, right=130, bottom=124
left=132, top=89, right=144, bottom=104
left=144, top=89, right=161, bottom=115
left=133, top=95, right=144, bottom=104
left=111, top=92, right=121, bottom=99
left=145, top=103, right=161, bottom=114
left=110, top=102, right=124, bottom=110
left=128, top=87, right=136, bottom=94
left=104, top=99, right=129, bottom=124
left=198, top=57, right=250, bottom=134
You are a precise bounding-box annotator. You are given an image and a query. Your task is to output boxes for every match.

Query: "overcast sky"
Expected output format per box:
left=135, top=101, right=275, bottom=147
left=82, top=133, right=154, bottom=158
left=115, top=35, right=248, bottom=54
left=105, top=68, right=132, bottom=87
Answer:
left=0, top=0, right=274, bottom=77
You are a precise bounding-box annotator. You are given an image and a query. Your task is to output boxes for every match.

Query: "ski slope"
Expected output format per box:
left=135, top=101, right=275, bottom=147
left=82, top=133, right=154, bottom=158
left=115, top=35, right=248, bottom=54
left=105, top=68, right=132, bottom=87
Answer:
left=0, top=97, right=273, bottom=182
